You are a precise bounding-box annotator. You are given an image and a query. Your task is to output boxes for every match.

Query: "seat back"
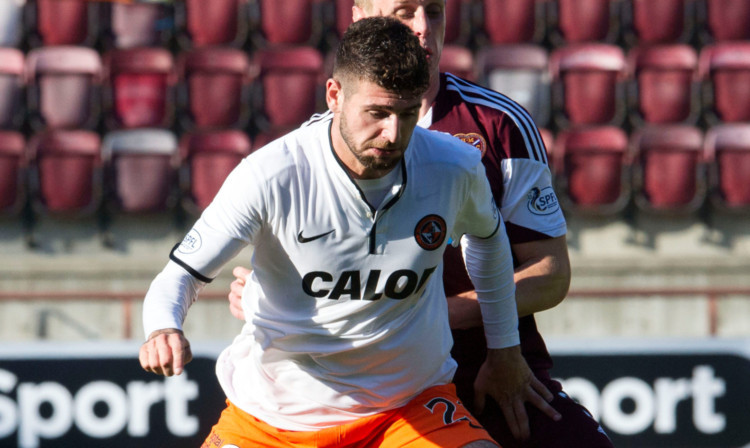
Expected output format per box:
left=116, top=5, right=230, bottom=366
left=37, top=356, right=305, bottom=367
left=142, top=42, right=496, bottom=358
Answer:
left=631, top=124, right=705, bottom=213
left=182, top=0, right=247, bottom=47
left=480, top=0, right=541, bottom=44
left=704, top=124, right=750, bottom=211
left=180, top=130, right=252, bottom=212
left=34, top=0, right=96, bottom=46
left=439, top=45, right=476, bottom=82
left=179, top=48, right=253, bottom=130
left=29, top=129, right=101, bottom=213
left=0, top=0, right=25, bottom=47
left=553, top=126, right=630, bottom=215
left=702, top=0, right=750, bottom=42
left=0, top=131, right=26, bottom=214
left=256, top=0, right=318, bottom=46
left=551, top=0, right=619, bottom=44
left=25, top=46, right=102, bottom=130
left=101, top=129, right=178, bottom=213
left=628, top=44, right=698, bottom=125
left=550, top=43, right=627, bottom=127
left=698, top=43, right=750, bottom=123
left=253, top=46, right=324, bottom=130
left=625, top=0, right=693, bottom=45
left=477, top=44, right=550, bottom=127
left=109, top=1, right=170, bottom=49
left=0, top=48, right=25, bottom=129
left=105, top=48, right=175, bottom=129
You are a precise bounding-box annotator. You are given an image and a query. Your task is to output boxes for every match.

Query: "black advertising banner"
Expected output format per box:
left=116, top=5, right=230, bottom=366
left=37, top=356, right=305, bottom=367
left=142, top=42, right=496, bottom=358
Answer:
left=1, top=339, right=749, bottom=448
left=548, top=339, right=750, bottom=448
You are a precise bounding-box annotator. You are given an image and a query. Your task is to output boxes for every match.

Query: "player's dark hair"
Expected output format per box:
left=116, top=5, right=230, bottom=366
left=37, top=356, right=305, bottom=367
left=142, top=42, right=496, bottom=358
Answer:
left=333, top=17, right=429, bottom=98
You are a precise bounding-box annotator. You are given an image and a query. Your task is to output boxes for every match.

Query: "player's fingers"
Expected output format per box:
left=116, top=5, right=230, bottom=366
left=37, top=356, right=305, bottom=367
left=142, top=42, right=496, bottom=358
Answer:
left=530, top=375, right=555, bottom=402
left=138, top=343, right=152, bottom=372
left=232, top=266, right=250, bottom=283
left=498, top=401, right=522, bottom=441
left=527, top=388, right=562, bottom=423
left=513, top=400, right=531, bottom=441
left=155, top=336, right=176, bottom=376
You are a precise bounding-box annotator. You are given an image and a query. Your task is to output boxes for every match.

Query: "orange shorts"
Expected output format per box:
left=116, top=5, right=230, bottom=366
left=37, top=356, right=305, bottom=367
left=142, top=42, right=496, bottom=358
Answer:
left=201, top=383, right=496, bottom=448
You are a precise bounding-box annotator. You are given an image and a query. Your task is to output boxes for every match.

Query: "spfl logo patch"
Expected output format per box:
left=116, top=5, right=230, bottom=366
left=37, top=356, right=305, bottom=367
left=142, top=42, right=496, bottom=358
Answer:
left=177, top=229, right=202, bottom=254
left=414, top=215, right=447, bottom=250
left=527, top=187, right=560, bottom=215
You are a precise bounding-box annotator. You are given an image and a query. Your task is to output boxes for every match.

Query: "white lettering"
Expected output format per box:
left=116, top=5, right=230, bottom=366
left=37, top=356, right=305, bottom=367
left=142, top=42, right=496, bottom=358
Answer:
left=165, top=374, right=199, bottom=436
left=127, top=381, right=165, bottom=436
left=0, top=370, right=18, bottom=438
left=74, top=381, right=129, bottom=438
left=601, top=377, right=655, bottom=435
left=654, top=377, right=690, bottom=433
left=18, top=382, right=73, bottom=448
left=692, top=366, right=726, bottom=433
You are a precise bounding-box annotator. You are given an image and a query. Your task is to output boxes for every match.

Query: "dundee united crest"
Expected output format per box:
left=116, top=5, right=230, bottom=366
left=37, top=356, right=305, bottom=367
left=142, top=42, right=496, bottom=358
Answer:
left=454, top=133, right=487, bottom=157
left=414, top=215, right=447, bottom=251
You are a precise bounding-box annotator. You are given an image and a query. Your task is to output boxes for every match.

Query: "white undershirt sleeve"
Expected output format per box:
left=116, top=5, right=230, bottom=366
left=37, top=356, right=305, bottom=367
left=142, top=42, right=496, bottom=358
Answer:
left=461, top=225, right=520, bottom=349
left=142, top=260, right=207, bottom=339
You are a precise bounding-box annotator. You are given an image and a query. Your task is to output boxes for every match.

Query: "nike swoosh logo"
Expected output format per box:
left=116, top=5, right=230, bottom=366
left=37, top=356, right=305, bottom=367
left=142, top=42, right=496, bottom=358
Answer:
left=297, top=229, right=335, bottom=243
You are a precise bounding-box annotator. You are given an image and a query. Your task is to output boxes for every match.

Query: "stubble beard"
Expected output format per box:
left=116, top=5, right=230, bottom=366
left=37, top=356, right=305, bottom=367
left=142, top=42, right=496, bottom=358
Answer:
left=339, top=113, right=401, bottom=174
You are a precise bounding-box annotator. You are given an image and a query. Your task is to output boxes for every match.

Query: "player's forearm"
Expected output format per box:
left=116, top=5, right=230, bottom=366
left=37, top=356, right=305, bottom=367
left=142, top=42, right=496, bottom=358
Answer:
left=142, top=261, right=206, bottom=339
left=512, top=237, right=571, bottom=317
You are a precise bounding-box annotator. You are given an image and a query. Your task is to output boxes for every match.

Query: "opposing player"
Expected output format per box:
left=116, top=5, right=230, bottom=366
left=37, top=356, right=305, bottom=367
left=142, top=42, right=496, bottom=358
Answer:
left=140, top=17, right=560, bottom=448
left=228, top=1, right=614, bottom=446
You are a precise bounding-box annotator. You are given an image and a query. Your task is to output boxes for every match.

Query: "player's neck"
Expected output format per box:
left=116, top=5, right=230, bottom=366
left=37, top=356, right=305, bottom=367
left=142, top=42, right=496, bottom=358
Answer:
left=418, top=75, right=440, bottom=120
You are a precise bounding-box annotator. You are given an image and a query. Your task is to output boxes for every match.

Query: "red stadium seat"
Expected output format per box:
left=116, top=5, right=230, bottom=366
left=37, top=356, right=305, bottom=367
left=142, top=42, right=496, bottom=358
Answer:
left=704, top=124, right=750, bottom=213
left=627, top=44, right=699, bottom=126
left=0, top=0, right=26, bottom=47
left=178, top=48, right=255, bottom=130
left=25, top=46, right=102, bottom=131
left=547, top=0, right=621, bottom=46
left=104, top=1, right=172, bottom=49
left=0, top=131, right=26, bottom=215
left=0, top=48, right=25, bottom=129
left=29, top=0, right=99, bottom=46
left=252, top=46, right=324, bottom=131
left=101, top=129, right=179, bottom=213
left=180, top=130, right=252, bottom=213
left=439, top=45, right=476, bottom=82
left=631, top=125, right=706, bottom=214
left=699, top=0, right=750, bottom=43
left=104, top=48, right=175, bottom=129
left=478, top=0, right=544, bottom=44
left=476, top=44, right=550, bottom=127
left=250, top=0, right=322, bottom=47
left=698, top=43, right=750, bottom=124
left=552, top=126, right=631, bottom=215
left=28, top=129, right=102, bottom=214
left=549, top=43, right=627, bottom=128
left=178, top=0, right=248, bottom=48
left=622, top=0, right=695, bottom=46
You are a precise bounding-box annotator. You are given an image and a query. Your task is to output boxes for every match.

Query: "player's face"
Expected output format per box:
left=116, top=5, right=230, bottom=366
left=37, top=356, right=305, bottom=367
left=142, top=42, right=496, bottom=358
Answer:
left=354, top=0, right=446, bottom=80
left=328, top=78, right=421, bottom=179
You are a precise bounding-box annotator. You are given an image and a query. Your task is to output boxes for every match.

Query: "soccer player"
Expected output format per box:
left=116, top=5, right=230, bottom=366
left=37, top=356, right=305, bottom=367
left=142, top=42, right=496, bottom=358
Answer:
left=228, top=1, right=614, bottom=446
left=139, top=17, right=559, bottom=448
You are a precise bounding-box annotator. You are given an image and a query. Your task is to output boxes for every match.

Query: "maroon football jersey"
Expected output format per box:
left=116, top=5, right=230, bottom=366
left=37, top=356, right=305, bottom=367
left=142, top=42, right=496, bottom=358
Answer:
left=427, top=73, right=567, bottom=376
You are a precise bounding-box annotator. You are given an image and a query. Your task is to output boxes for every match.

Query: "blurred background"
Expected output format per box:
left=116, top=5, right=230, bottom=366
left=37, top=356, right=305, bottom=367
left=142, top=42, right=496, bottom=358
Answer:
left=0, top=0, right=748, bottom=447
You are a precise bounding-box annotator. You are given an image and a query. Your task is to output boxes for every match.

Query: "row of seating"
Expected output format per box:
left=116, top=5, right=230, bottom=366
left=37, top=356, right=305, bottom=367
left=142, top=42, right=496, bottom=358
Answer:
left=547, top=123, right=750, bottom=216
left=3, top=1, right=750, bottom=51
left=4, top=39, right=750, bottom=137
left=2, top=124, right=749, bottom=223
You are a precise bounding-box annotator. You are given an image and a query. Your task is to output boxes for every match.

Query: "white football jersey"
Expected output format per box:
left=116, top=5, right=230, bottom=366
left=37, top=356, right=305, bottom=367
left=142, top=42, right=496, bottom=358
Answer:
left=169, top=117, right=504, bottom=430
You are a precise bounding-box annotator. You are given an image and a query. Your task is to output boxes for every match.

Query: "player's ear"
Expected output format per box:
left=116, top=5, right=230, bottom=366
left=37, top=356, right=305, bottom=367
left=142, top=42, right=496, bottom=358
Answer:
left=352, top=5, right=366, bottom=22
left=326, top=78, right=343, bottom=112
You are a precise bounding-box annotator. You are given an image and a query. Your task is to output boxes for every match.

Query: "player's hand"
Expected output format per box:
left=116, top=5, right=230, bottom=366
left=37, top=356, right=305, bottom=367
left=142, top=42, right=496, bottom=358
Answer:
left=139, top=329, right=193, bottom=377
left=228, top=266, right=251, bottom=321
left=473, top=345, right=561, bottom=441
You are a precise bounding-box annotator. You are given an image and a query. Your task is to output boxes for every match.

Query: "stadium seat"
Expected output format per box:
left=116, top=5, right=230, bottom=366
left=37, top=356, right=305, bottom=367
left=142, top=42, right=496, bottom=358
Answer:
left=27, top=129, right=102, bottom=214
left=249, top=0, right=322, bottom=47
left=0, top=131, right=26, bottom=215
left=177, top=0, right=248, bottom=48
left=476, top=44, right=550, bottom=127
left=552, top=126, right=631, bottom=215
left=180, top=130, right=252, bottom=214
left=698, top=0, right=750, bottom=43
left=698, top=43, right=750, bottom=124
left=28, top=0, right=99, bottom=46
left=0, top=0, right=25, bottom=47
left=101, top=128, right=179, bottom=213
left=252, top=45, right=324, bottom=131
left=103, top=0, right=173, bottom=49
left=178, top=48, right=255, bottom=131
left=631, top=124, right=706, bottom=214
left=25, top=46, right=102, bottom=131
left=439, top=45, right=476, bottom=82
left=627, top=44, right=699, bottom=126
left=549, top=43, right=627, bottom=128
left=103, top=48, right=175, bottom=129
left=547, top=0, right=621, bottom=46
left=477, top=0, right=544, bottom=44
left=704, top=124, right=750, bottom=213
left=622, top=0, right=695, bottom=46
left=0, top=48, right=25, bottom=130
left=332, top=0, right=354, bottom=39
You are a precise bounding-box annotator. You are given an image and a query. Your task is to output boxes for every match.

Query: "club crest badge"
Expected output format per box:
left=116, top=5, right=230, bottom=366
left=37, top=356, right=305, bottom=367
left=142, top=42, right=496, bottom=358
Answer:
left=454, top=133, right=487, bottom=158
left=414, top=215, right=447, bottom=251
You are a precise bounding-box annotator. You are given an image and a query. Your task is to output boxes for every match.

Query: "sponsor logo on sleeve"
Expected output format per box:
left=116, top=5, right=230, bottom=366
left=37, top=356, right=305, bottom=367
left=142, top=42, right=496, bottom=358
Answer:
left=526, top=186, right=560, bottom=216
left=177, top=229, right=202, bottom=254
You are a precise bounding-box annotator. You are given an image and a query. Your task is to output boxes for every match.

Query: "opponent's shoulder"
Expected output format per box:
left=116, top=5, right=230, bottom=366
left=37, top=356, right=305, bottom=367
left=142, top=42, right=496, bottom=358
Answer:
left=410, top=125, right=482, bottom=169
